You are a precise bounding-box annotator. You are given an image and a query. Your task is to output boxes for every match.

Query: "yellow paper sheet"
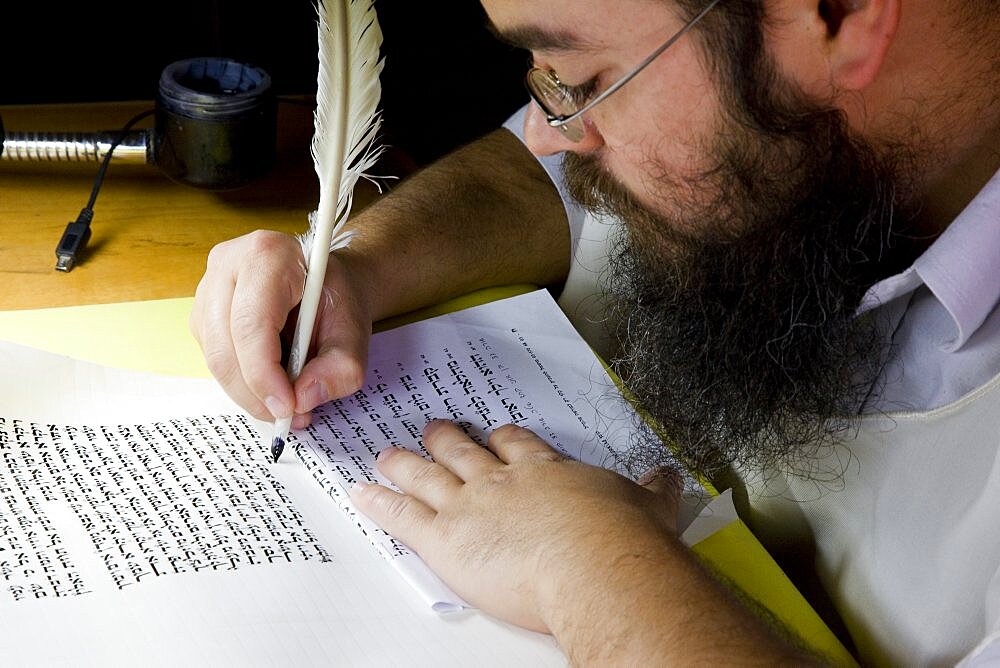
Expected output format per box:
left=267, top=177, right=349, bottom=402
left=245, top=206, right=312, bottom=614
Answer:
left=0, top=289, right=855, bottom=665
left=0, top=286, right=541, bottom=380
left=0, top=298, right=209, bottom=378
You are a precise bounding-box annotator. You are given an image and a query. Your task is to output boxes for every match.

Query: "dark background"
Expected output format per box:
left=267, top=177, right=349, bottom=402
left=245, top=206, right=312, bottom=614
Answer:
left=0, top=1, right=530, bottom=167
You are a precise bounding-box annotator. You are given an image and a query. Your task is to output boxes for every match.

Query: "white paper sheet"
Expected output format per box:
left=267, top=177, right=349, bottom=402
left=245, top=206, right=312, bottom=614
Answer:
left=0, top=289, right=727, bottom=665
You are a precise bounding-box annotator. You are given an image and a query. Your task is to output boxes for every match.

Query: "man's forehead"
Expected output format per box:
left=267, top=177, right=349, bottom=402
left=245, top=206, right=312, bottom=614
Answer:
left=481, top=0, right=667, bottom=54
left=487, top=22, right=604, bottom=54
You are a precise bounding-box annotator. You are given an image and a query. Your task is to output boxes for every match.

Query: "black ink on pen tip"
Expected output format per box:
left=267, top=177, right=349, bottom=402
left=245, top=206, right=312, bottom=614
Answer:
left=271, top=437, right=285, bottom=463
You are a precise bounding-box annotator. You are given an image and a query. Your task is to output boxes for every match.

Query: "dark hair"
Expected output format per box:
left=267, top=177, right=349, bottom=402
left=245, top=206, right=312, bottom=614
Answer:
left=671, top=1, right=823, bottom=136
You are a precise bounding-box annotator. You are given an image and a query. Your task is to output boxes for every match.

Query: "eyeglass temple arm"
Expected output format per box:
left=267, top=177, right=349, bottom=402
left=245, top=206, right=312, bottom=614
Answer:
left=551, top=0, right=723, bottom=127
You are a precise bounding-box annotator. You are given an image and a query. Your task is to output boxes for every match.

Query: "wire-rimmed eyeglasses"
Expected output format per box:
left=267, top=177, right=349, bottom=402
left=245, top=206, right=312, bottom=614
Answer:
left=524, top=0, right=722, bottom=143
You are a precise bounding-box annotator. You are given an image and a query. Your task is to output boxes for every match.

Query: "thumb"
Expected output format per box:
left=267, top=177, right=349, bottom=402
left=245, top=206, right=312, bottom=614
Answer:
left=295, top=343, right=369, bottom=413
left=638, top=466, right=684, bottom=533
left=293, top=284, right=372, bottom=414
left=637, top=466, right=683, bottom=502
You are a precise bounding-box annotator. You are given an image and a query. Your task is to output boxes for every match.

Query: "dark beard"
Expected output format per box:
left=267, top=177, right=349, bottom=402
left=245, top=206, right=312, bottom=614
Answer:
left=564, top=30, right=923, bottom=479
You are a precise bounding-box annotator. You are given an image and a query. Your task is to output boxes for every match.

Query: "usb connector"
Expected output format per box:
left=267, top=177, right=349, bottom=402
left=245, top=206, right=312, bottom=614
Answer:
left=54, top=209, right=94, bottom=272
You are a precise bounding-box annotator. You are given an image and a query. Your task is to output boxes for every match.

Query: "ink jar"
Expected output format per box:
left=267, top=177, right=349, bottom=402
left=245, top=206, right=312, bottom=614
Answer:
left=154, top=57, right=277, bottom=190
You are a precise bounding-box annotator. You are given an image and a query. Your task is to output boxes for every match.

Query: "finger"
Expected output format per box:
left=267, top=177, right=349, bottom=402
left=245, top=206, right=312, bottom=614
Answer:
left=192, top=251, right=271, bottom=421
left=349, top=481, right=436, bottom=553
left=375, top=446, right=461, bottom=509
left=637, top=466, right=683, bottom=499
left=229, top=234, right=306, bottom=420
left=422, top=420, right=502, bottom=481
left=486, top=424, right=564, bottom=465
left=293, top=285, right=370, bottom=411
left=637, top=466, right=684, bottom=528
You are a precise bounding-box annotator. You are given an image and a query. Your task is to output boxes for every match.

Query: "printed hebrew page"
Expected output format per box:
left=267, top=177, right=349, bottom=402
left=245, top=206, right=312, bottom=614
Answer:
left=0, top=289, right=702, bottom=666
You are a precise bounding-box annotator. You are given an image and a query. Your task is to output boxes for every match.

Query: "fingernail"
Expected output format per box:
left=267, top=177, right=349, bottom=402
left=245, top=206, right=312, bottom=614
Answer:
left=351, top=480, right=369, bottom=493
left=423, top=419, right=448, bottom=434
left=297, top=380, right=329, bottom=412
left=264, top=396, right=290, bottom=419
left=637, top=466, right=681, bottom=489
left=291, top=413, right=311, bottom=429
left=376, top=447, right=398, bottom=462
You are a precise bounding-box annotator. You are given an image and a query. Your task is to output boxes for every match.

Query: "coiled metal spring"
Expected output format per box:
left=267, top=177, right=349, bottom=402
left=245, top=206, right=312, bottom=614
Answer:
left=0, top=131, right=149, bottom=163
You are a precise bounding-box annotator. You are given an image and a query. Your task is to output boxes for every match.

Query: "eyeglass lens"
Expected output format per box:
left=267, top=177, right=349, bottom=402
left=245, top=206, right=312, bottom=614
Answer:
left=525, top=68, right=586, bottom=142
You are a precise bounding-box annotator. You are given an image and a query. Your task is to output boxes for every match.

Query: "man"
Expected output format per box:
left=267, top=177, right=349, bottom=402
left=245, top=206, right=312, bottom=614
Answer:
left=189, top=0, right=1000, bottom=664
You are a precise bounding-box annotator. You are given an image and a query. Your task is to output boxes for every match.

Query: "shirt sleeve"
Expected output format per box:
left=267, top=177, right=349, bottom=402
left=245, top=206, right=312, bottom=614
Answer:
left=500, top=104, right=588, bottom=262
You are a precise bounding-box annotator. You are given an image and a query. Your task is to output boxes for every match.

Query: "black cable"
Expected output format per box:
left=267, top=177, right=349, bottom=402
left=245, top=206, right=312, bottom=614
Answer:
left=55, top=108, right=155, bottom=272
left=86, top=109, right=154, bottom=209
left=57, top=92, right=291, bottom=272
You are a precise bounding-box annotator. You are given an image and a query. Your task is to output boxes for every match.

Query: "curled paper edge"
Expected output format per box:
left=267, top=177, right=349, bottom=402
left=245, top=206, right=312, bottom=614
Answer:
left=679, top=489, right=739, bottom=547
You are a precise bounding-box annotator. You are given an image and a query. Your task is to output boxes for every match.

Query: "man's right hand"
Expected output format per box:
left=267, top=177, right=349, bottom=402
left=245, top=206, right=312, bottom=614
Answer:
left=188, top=128, right=571, bottom=428
left=189, top=230, right=374, bottom=428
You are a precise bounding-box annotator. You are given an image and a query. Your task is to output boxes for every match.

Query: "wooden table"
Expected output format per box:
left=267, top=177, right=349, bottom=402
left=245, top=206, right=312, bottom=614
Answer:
left=0, top=100, right=379, bottom=310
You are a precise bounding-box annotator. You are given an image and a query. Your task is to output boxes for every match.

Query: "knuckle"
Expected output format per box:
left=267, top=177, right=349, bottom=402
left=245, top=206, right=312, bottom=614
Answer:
left=244, top=229, right=287, bottom=255
left=446, top=441, right=483, bottom=464
left=485, top=468, right=515, bottom=486
left=203, top=347, right=240, bottom=387
left=230, top=305, right=266, bottom=341
left=379, top=493, right=413, bottom=522
left=529, top=450, right=564, bottom=464
left=408, top=461, right=442, bottom=489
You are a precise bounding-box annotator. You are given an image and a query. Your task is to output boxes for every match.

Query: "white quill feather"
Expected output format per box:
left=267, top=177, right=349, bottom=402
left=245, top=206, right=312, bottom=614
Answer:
left=270, top=0, right=385, bottom=460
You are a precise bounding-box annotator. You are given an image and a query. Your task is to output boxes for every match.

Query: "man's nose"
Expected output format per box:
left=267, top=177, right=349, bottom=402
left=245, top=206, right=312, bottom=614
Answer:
left=523, top=103, right=604, bottom=156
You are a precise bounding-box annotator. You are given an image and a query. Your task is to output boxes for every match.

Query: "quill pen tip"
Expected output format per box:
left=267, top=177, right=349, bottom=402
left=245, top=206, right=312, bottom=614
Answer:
left=269, top=415, right=292, bottom=463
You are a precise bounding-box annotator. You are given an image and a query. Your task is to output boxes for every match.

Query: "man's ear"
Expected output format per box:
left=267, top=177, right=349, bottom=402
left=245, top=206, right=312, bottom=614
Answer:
left=822, top=0, right=901, bottom=90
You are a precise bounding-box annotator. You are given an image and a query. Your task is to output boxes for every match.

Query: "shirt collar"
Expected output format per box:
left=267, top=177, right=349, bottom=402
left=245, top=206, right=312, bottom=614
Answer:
left=858, top=167, right=1000, bottom=352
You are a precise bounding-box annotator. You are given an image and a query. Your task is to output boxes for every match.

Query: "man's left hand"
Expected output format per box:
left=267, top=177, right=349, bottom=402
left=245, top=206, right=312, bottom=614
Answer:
left=349, top=419, right=682, bottom=633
